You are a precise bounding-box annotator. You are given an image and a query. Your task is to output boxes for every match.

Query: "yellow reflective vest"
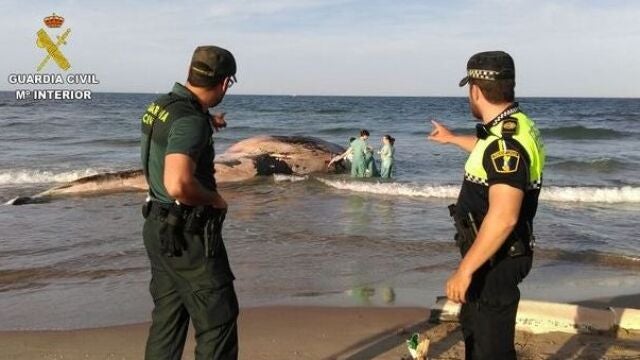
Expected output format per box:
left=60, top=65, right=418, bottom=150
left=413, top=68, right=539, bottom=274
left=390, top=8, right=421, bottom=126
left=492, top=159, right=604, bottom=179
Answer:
left=464, top=112, right=545, bottom=190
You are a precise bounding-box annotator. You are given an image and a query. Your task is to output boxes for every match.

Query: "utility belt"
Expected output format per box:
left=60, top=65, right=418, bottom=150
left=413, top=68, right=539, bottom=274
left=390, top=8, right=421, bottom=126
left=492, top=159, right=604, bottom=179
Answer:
left=143, top=200, right=226, bottom=258
left=448, top=204, right=534, bottom=264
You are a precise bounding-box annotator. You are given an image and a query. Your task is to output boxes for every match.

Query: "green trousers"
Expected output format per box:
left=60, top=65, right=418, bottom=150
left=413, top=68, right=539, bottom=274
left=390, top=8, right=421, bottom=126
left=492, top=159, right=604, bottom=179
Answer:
left=351, top=154, right=367, bottom=177
left=143, top=216, right=238, bottom=360
left=380, top=160, right=394, bottom=178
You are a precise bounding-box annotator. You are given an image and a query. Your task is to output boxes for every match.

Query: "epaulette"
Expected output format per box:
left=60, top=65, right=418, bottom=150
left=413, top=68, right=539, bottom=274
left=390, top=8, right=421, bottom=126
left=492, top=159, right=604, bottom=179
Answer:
left=501, top=118, right=518, bottom=138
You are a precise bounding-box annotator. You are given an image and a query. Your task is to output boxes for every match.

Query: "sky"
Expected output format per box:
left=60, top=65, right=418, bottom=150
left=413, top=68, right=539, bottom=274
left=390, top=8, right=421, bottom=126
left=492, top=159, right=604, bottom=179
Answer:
left=1, top=0, right=639, bottom=97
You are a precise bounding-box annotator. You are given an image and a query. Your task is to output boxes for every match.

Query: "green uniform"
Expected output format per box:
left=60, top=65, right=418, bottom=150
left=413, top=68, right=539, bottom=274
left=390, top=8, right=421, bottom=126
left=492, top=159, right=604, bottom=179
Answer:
left=350, top=138, right=368, bottom=177
left=364, top=147, right=379, bottom=177
left=140, top=83, right=238, bottom=360
left=141, top=83, right=216, bottom=203
left=379, top=144, right=395, bottom=178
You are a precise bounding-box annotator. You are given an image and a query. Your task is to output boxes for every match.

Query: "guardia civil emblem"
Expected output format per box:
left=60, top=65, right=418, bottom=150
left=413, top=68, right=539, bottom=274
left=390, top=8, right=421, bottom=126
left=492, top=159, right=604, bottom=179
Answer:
left=36, top=13, right=71, bottom=71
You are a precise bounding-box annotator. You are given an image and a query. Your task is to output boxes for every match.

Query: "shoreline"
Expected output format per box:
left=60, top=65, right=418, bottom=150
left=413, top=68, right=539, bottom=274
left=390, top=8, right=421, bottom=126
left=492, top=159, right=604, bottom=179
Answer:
left=1, top=269, right=639, bottom=331
left=2, top=304, right=638, bottom=360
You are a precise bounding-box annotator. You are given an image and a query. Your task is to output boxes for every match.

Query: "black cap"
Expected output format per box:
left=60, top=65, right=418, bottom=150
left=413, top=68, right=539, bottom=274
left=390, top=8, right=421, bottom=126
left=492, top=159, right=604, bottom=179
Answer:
left=458, top=51, right=515, bottom=87
left=190, top=46, right=237, bottom=87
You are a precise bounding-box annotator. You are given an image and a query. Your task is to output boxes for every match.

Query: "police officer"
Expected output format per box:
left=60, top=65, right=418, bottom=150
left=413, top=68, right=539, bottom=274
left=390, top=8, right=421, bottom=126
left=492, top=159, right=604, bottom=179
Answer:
left=429, top=51, right=545, bottom=359
left=140, top=46, right=239, bottom=360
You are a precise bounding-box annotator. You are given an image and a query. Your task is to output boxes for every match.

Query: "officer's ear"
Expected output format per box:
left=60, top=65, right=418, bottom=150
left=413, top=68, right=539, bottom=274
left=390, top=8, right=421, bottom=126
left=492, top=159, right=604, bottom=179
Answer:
left=470, top=83, right=482, bottom=103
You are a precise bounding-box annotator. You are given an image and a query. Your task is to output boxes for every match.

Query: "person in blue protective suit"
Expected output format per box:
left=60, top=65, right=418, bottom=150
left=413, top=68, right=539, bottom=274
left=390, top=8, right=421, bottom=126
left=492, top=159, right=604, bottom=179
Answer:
left=379, top=135, right=395, bottom=178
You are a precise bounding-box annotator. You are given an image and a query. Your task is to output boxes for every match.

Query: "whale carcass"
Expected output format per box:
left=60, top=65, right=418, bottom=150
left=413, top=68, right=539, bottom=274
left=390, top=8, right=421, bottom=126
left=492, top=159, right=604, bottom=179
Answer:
left=7, top=135, right=347, bottom=205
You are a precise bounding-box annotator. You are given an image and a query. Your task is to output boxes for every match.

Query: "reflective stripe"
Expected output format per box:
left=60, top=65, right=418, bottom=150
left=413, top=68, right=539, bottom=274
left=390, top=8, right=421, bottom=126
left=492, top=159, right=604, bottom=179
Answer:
left=465, top=172, right=489, bottom=186
left=464, top=111, right=545, bottom=188
left=498, top=139, right=506, bottom=152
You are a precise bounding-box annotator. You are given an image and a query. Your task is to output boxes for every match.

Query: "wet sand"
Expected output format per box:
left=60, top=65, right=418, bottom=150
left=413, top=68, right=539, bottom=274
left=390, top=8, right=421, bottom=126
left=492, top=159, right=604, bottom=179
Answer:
left=1, top=306, right=638, bottom=360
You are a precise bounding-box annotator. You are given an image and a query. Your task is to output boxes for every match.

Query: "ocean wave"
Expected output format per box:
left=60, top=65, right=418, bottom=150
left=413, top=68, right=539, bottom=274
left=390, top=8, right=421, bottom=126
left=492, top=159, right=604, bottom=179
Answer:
left=316, top=179, right=640, bottom=203
left=411, top=128, right=474, bottom=136
left=273, top=174, right=309, bottom=183
left=536, top=248, right=640, bottom=270
left=0, top=169, right=101, bottom=185
left=542, top=186, right=640, bottom=203
left=64, top=138, right=139, bottom=147
left=317, top=179, right=460, bottom=199
left=318, top=126, right=361, bottom=135
left=3, top=120, right=31, bottom=128
left=411, top=125, right=634, bottom=140
left=547, top=158, right=629, bottom=172
left=541, top=125, right=629, bottom=140
left=0, top=266, right=147, bottom=293
left=225, top=125, right=276, bottom=132
left=315, top=108, right=351, bottom=115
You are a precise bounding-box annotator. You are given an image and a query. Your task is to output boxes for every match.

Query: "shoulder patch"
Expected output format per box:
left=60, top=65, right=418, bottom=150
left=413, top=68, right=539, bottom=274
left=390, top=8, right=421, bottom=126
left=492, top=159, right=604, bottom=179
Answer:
left=501, top=119, right=518, bottom=137
left=490, top=149, right=520, bottom=173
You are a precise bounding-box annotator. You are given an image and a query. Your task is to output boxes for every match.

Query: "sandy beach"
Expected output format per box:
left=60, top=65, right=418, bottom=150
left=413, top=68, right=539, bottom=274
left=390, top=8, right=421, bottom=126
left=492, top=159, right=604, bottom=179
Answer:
left=1, top=306, right=638, bottom=360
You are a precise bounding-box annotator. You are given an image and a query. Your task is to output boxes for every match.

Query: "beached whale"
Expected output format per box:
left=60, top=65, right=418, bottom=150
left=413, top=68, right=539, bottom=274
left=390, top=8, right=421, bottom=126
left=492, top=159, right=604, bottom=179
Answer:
left=7, top=135, right=346, bottom=205
left=214, top=135, right=346, bottom=181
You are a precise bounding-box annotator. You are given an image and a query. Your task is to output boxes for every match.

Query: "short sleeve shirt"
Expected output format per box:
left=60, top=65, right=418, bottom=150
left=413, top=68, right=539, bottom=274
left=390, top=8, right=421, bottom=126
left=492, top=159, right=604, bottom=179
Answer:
left=141, top=83, right=215, bottom=203
left=455, top=137, right=538, bottom=232
left=483, top=139, right=528, bottom=191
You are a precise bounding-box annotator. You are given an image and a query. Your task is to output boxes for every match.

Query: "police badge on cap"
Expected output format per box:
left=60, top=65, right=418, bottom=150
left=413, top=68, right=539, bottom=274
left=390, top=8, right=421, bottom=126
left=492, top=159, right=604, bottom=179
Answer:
left=459, top=51, right=515, bottom=87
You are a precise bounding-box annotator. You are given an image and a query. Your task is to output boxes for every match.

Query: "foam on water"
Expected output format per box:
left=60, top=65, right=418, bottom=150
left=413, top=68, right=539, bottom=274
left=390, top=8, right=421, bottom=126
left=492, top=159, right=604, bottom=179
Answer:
left=542, top=186, right=640, bottom=203
left=317, top=178, right=459, bottom=199
left=273, top=174, right=310, bottom=183
left=0, top=169, right=101, bottom=185
left=317, top=178, right=640, bottom=204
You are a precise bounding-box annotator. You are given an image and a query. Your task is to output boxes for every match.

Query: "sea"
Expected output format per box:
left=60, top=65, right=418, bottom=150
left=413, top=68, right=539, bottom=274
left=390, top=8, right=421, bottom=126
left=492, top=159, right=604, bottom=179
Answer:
left=0, top=91, right=639, bottom=330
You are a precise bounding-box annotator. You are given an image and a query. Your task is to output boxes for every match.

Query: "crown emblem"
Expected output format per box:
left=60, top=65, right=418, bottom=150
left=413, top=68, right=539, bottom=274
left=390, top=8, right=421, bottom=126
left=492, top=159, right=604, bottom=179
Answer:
left=43, top=13, right=64, bottom=28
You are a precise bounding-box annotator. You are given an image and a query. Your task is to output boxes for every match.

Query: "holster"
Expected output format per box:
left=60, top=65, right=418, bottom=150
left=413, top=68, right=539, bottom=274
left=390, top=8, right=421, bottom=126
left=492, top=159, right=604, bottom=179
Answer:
left=499, top=224, right=535, bottom=259
left=155, top=203, right=226, bottom=258
left=448, top=204, right=478, bottom=257
left=184, top=206, right=218, bottom=234
left=202, top=209, right=226, bottom=258
left=448, top=204, right=535, bottom=262
left=142, top=200, right=151, bottom=219
left=159, top=203, right=188, bottom=257
left=142, top=201, right=188, bottom=257
left=171, top=205, right=226, bottom=259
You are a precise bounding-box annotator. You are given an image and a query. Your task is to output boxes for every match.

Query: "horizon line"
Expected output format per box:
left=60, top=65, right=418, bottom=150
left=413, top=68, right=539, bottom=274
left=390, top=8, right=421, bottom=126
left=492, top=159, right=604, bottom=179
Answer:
left=0, top=90, right=638, bottom=100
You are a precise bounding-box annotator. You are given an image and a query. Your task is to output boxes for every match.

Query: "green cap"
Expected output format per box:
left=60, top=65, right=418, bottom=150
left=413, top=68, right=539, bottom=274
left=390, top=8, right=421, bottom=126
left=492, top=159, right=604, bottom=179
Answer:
left=189, top=46, right=237, bottom=87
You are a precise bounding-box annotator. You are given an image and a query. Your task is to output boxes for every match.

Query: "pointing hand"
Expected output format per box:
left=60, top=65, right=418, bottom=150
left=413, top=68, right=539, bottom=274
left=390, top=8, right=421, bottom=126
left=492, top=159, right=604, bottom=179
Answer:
left=211, top=112, right=227, bottom=132
left=428, top=120, right=454, bottom=144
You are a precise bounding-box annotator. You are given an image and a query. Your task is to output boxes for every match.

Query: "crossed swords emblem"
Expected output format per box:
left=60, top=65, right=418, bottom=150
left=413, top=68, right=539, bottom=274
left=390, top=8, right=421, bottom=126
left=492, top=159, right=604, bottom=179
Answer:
left=36, top=28, right=71, bottom=71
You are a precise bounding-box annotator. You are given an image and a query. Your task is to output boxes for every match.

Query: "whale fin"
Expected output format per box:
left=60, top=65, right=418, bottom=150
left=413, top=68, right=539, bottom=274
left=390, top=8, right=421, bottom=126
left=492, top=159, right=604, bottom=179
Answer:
left=5, top=195, right=50, bottom=206
left=6, top=196, right=33, bottom=205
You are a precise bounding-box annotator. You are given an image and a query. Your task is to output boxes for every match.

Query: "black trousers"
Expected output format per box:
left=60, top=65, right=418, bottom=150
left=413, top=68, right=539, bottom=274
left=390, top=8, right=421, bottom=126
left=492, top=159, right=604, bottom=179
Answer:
left=143, top=216, right=238, bottom=360
left=460, top=255, right=533, bottom=360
